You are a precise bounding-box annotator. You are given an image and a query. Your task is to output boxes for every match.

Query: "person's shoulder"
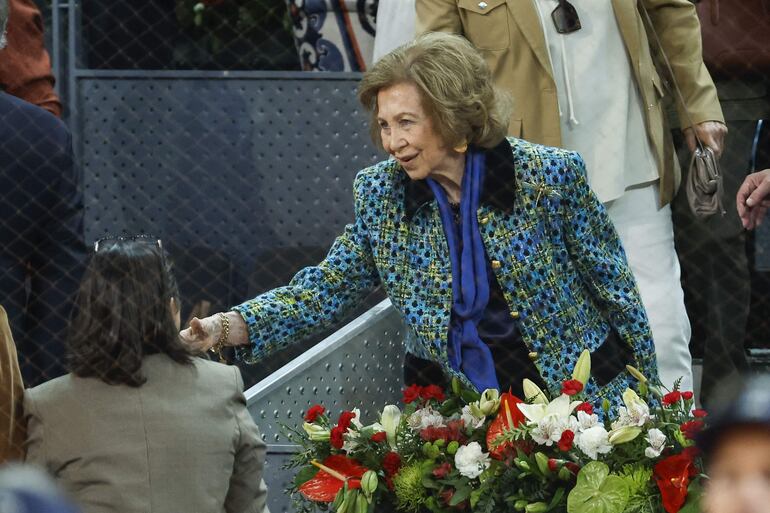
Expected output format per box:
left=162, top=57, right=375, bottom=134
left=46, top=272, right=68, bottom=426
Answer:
left=353, top=158, right=402, bottom=194
left=0, top=92, right=69, bottom=138
left=506, top=137, right=583, bottom=185
left=24, top=374, right=79, bottom=411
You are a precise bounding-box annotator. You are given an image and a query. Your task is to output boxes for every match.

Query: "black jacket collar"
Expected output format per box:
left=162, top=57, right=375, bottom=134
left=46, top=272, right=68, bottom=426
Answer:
left=404, top=138, right=517, bottom=219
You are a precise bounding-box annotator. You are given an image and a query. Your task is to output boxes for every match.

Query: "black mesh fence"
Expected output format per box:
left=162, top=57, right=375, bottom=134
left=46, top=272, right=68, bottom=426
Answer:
left=1, top=0, right=769, bottom=471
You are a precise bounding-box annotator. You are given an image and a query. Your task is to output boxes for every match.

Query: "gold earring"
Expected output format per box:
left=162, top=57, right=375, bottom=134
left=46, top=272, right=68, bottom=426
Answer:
left=454, top=142, right=468, bottom=153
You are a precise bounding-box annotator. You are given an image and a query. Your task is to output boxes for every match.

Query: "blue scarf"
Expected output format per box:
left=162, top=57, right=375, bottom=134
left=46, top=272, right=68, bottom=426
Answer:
left=427, top=149, right=500, bottom=392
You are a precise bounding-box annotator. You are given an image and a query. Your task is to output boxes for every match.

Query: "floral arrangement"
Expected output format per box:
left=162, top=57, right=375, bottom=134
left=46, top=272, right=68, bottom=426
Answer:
left=287, top=351, right=707, bottom=513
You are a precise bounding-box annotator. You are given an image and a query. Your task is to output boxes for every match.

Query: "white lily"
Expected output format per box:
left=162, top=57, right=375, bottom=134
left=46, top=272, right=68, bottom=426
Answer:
left=302, top=422, right=331, bottom=441
left=470, top=389, right=501, bottom=418
left=571, top=349, right=591, bottom=386
left=522, top=379, right=549, bottom=405
left=371, top=405, right=401, bottom=449
left=517, top=394, right=581, bottom=425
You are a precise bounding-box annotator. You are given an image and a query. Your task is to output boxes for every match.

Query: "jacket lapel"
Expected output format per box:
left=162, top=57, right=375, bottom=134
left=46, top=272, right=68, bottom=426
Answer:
left=611, top=0, right=643, bottom=82
left=507, top=0, right=554, bottom=80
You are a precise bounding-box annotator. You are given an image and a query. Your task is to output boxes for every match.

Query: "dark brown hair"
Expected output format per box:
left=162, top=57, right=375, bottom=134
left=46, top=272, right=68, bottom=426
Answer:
left=67, top=237, right=191, bottom=386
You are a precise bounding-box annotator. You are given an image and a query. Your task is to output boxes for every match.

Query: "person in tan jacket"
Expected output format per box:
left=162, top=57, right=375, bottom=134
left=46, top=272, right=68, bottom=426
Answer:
left=417, top=0, right=727, bottom=395
left=0, top=304, right=25, bottom=464
left=24, top=236, right=269, bottom=513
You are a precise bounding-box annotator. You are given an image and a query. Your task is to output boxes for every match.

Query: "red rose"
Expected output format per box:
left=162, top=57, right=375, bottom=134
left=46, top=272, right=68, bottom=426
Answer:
left=304, top=404, right=326, bottom=423
left=680, top=420, right=705, bottom=440
left=682, top=391, right=694, bottom=400
left=337, top=411, right=357, bottom=431
left=561, top=379, right=584, bottom=396
left=558, top=430, right=575, bottom=452
left=662, top=391, right=682, bottom=406
left=547, top=458, right=560, bottom=472
left=692, top=409, right=708, bottom=418
left=370, top=431, right=387, bottom=443
left=575, top=402, right=594, bottom=415
left=440, top=488, right=455, bottom=505
left=432, top=462, right=452, bottom=479
left=420, top=384, right=446, bottom=403
left=565, top=462, right=581, bottom=475
left=382, top=452, right=402, bottom=476
left=403, top=384, right=422, bottom=404
left=654, top=453, right=695, bottom=513
left=330, top=426, right=346, bottom=449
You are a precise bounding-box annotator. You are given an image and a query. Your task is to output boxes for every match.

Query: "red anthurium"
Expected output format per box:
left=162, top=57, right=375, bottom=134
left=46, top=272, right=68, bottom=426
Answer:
left=654, top=452, right=695, bottom=513
left=299, top=455, right=368, bottom=502
left=486, top=391, right=526, bottom=459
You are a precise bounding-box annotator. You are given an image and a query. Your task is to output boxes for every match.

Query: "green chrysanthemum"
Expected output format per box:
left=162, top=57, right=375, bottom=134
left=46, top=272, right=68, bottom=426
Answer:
left=393, top=462, right=428, bottom=513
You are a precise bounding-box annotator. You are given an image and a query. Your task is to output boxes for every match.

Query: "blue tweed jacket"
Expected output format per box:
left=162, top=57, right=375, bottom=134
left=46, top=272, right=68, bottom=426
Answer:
left=234, top=137, right=659, bottom=404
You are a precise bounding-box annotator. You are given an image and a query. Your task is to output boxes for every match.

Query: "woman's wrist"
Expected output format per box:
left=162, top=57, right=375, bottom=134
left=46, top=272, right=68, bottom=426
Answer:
left=223, top=311, right=249, bottom=347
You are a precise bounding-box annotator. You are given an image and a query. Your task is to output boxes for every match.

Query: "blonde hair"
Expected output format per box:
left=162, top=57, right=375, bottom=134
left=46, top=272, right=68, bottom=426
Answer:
left=358, top=32, right=512, bottom=150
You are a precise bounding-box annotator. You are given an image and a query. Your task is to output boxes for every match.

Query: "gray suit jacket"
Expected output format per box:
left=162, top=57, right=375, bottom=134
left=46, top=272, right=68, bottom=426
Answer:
left=24, top=354, right=269, bottom=513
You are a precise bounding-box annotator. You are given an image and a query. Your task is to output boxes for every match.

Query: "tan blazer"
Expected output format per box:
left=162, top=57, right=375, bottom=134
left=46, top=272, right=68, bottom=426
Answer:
left=24, top=354, right=269, bottom=513
left=0, top=305, right=25, bottom=463
left=416, top=0, right=725, bottom=205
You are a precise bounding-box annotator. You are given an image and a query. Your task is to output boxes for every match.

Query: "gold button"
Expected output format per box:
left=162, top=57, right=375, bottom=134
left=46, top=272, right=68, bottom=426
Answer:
left=479, top=216, right=489, bottom=225
left=528, top=352, right=538, bottom=361
left=478, top=1, right=488, bottom=8
left=510, top=311, right=520, bottom=319
left=491, top=260, right=502, bottom=270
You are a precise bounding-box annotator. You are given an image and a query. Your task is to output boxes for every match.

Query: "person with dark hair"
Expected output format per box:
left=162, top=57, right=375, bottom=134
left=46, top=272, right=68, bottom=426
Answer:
left=0, top=0, right=85, bottom=387
left=23, top=237, right=269, bottom=513
left=698, top=374, right=770, bottom=513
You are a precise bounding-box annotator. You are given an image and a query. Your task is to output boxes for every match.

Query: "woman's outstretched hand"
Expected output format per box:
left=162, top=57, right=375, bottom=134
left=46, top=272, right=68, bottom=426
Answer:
left=180, top=312, right=249, bottom=352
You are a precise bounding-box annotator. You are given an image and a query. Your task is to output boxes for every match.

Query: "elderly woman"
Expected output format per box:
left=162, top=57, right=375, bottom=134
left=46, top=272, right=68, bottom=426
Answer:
left=182, top=33, right=658, bottom=403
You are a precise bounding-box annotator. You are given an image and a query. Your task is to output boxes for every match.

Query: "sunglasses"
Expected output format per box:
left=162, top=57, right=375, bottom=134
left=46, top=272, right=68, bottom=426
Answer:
left=552, top=0, right=582, bottom=34
left=93, top=234, right=163, bottom=253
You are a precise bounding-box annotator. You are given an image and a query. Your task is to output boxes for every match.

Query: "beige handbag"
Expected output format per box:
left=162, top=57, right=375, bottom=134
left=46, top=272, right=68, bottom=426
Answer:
left=639, top=2, right=726, bottom=218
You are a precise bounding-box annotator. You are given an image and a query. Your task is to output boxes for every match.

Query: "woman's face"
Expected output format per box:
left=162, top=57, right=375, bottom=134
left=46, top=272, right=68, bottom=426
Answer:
left=377, top=82, right=457, bottom=181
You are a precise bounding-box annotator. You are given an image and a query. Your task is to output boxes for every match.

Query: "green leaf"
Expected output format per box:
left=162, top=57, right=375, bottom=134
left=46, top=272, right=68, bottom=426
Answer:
left=450, top=485, right=472, bottom=506
left=567, top=462, right=630, bottom=513
left=678, top=479, right=702, bottom=513
left=293, top=465, right=318, bottom=487
left=547, top=487, right=566, bottom=511
left=470, top=489, right=483, bottom=509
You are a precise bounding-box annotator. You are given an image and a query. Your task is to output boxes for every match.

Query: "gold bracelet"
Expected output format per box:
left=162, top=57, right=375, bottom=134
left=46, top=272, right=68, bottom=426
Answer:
left=210, top=312, right=229, bottom=363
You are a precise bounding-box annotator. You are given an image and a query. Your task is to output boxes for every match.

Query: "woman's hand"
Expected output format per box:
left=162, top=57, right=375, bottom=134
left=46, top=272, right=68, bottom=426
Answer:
left=683, top=121, right=728, bottom=158
left=180, top=312, right=250, bottom=352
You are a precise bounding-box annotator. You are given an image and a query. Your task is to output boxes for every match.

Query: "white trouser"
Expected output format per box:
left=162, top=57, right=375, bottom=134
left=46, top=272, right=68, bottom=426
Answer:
left=604, top=182, right=694, bottom=394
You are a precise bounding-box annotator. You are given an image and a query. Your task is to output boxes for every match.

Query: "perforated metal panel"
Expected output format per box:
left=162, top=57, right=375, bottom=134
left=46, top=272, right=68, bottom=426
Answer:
left=77, top=75, right=381, bottom=268
left=244, top=299, right=405, bottom=513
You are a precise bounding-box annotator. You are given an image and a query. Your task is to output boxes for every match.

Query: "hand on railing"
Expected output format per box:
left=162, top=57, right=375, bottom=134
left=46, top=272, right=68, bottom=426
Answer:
left=737, top=168, right=770, bottom=229
left=180, top=311, right=249, bottom=353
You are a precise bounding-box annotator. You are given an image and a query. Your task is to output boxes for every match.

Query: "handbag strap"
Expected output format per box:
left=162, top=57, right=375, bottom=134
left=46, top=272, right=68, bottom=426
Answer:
left=638, top=1, right=708, bottom=153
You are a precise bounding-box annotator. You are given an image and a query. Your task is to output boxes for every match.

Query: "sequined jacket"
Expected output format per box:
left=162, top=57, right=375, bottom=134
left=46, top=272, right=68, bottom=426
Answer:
left=234, top=137, right=658, bottom=403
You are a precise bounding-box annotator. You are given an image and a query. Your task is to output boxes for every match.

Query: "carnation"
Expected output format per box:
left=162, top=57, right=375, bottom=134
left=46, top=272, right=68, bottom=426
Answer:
left=454, top=442, right=491, bottom=479
left=576, top=425, right=612, bottom=460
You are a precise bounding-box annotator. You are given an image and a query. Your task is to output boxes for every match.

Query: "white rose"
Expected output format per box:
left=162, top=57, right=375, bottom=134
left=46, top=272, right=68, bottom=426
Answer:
left=576, top=425, right=612, bottom=460
left=454, top=442, right=491, bottom=479
left=644, top=428, right=667, bottom=458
